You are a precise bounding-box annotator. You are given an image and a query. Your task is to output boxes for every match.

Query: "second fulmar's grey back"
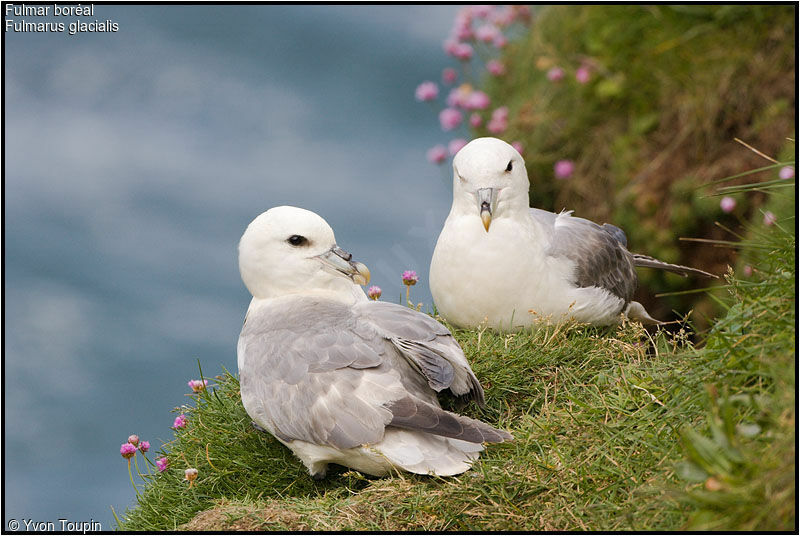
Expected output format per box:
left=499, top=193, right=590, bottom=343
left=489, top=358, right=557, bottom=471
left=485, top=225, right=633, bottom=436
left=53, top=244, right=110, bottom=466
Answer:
left=530, top=208, right=637, bottom=304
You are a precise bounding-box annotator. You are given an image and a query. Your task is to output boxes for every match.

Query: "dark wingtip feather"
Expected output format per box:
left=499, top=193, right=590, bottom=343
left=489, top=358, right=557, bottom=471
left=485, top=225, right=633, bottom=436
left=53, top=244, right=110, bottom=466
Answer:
left=386, top=396, right=513, bottom=444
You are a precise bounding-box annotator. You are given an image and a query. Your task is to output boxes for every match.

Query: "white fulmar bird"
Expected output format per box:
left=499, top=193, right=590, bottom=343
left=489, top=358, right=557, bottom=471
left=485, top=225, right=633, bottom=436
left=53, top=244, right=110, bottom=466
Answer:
left=430, top=137, right=715, bottom=331
left=237, top=206, right=511, bottom=479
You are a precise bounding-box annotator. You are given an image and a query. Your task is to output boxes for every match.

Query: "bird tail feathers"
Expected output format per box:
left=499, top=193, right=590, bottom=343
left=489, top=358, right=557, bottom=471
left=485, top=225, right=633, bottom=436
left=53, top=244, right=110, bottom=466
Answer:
left=632, top=254, right=717, bottom=278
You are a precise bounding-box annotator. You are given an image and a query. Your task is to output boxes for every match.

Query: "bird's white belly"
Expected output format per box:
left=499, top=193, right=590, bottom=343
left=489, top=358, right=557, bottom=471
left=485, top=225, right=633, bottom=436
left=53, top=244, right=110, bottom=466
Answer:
left=431, top=218, right=624, bottom=330
left=287, top=439, right=395, bottom=477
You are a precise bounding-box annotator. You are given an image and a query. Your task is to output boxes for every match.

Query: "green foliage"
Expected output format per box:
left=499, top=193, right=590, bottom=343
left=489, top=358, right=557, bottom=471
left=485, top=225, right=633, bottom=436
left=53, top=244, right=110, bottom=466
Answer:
left=479, top=4, right=795, bottom=324
left=674, top=194, right=795, bottom=530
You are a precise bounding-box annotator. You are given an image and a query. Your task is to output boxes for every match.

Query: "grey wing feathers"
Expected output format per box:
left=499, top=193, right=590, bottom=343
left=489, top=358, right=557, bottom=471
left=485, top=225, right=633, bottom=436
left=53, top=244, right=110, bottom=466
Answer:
left=631, top=253, right=718, bottom=278
left=239, top=297, right=392, bottom=449
left=385, top=396, right=512, bottom=444
left=391, top=338, right=455, bottom=392
left=355, top=300, right=485, bottom=404
left=601, top=223, right=628, bottom=247
left=535, top=209, right=637, bottom=303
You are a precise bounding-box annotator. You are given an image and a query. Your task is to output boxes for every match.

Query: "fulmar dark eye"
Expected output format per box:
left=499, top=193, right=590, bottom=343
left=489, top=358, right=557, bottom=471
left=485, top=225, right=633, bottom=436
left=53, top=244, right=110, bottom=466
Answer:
left=505, top=160, right=513, bottom=172
left=287, top=235, right=307, bottom=247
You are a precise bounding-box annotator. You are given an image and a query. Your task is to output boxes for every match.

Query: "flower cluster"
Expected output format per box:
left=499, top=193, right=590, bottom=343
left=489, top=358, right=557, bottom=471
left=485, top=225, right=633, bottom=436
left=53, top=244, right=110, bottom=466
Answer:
left=172, top=413, right=187, bottom=429
left=416, top=5, right=531, bottom=167
left=542, top=56, right=593, bottom=85
left=120, top=432, right=158, bottom=494
left=487, top=106, right=509, bottom=135
left=120, top=434, right=151, bottom=461
left=443, top=5, right=530, bottom=59
left=156, top=457, right=169, bottom=472
left=118, top=375, right=215, bottom=495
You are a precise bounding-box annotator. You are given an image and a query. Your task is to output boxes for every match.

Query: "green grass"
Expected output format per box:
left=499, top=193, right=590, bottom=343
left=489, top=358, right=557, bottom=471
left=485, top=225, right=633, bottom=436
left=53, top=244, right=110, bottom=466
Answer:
left=117, top=192, right=794, bottom=529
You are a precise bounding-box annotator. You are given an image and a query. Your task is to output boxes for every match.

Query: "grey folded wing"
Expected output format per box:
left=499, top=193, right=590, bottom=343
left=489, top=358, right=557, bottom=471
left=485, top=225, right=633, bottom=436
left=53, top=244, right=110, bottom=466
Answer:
left=238, top=297, right=502, bottom=450
left=530, top=208, right=637, bottom=303
left=238, top=297, right=396, bottom=449
left=353, top=300, right=485, bottom=404
left=386, top=395, right=512, bottom=443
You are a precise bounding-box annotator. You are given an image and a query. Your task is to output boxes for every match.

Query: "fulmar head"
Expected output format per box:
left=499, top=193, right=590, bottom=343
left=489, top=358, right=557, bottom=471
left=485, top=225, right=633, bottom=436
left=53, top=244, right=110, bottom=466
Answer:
left=238, top=206, right=370, bottom=299
left=451, top=137, right=530, bottom=232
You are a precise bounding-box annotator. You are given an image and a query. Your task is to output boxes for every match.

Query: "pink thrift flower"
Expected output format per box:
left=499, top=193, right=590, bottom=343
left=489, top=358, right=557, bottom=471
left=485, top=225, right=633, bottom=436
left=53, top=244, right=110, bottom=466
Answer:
left=414, top=81, right=438, bottom=102
left=139, top=441, right=150, bottom=453
left=475, top=24, right=499, bottom=43
left=402, top=270, right=419, bottom=286
left=763, top=211, right=777, bottom=226
left=452, top=10, right=473, bottom=40
left=742, top=265, right=753, bottom=277
left=469, top=113, right=483, bottom=128
left=492, top=6, right=515, bottom=27
left=453, top=42, right=474, bottom=61
left=452, top=26, right=473, bottom=41
left=442, top=67, right=458, bottom=85
left=491, top=106, right=509, bottom=120
left=779, top=166, right=794, bottom=179
left=156, top=457, right=169, bottom=472
left=547, top=67, right=565, bottom=82
left=427, top=145, right=448, bottom=165
left=487, top=118, right=507, bottom=134
left=575, top=66, right=591, bottom=84
left=493, top=34, right=508, bottom=49
left=443, top=39, right=460, bottom=56
left=465, top=90, right=490, bottom=110
left=511, top=141, right=524, bottom=155
left=554, top=160, right=575, bottom=179
left=471, top=5, right=493, bottom=18
left=188, top=379, right=208, bottom=392
left=449, top=138, right=468, bottom=156
left=446, top=86, right=473, bottom=109
left=455, top=7, right=473, bottom=24
left=173, top=414, right=187, bottom=429
left=120, top=443, right=137, bottom=459
left=439, top=108, right=463, bottom=131
left=720, top=196, right=736, bottom=213
left=127, top=435, right=140, bottom=447
left=367, top=286, right=382, bottom=300
left=487, top=60, right=506, bottom=76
